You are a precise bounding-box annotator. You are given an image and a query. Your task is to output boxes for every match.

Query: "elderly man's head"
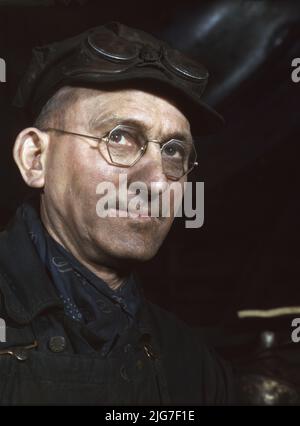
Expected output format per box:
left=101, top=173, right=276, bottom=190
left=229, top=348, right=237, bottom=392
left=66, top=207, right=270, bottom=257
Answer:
left=13, top=86, right=192, bottom=269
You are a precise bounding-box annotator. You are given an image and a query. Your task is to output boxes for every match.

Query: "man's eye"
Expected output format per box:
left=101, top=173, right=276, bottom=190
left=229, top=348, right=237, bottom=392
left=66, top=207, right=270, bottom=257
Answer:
left=164, top=143, right=184, bottom=159
left=109, top=129, right=136, bottom=147
left=110, top=130, right=127, bottom=145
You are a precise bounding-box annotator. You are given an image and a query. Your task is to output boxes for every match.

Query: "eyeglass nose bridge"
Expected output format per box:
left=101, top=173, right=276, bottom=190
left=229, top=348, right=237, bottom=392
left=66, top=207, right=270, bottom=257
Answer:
left=127, top=139, right=164, bottom=170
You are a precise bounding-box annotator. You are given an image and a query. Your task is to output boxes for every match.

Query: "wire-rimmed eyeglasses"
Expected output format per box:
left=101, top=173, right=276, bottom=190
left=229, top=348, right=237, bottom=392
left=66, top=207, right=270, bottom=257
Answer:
left=40, top=124, right=198, bottom=181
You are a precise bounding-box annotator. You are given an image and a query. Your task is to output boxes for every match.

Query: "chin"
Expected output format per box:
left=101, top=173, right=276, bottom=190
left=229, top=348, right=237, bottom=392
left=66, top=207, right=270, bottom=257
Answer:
left=107, top=241, right=161, bottom=263
left=90, top=226, right=165, bottom=263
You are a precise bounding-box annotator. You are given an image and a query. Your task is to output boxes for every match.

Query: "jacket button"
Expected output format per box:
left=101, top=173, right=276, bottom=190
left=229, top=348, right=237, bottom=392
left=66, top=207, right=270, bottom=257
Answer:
left=120, top=365, right=130, bottom=382
left=48, top=336, right=66, bottom=353
left=124, top=343, right=132, bottom=353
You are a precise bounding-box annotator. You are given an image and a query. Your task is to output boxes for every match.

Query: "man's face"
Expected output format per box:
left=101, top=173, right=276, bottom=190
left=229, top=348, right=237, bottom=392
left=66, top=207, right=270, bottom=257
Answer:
left=42, top=88, right=192, bottom=266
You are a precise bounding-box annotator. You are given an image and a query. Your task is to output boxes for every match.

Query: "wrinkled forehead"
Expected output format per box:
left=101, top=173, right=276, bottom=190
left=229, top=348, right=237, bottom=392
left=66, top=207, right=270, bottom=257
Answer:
left=66, top=87, right=192, bottom=139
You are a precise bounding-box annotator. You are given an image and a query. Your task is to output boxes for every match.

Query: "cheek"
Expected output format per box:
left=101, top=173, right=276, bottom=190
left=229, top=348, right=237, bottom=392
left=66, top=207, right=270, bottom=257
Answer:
left=45, top=141, right=123, bottom=219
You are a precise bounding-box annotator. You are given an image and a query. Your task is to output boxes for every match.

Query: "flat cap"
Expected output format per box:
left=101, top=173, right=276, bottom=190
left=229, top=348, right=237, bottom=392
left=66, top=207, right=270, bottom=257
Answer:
left=13, top=21, right=224, bottom=135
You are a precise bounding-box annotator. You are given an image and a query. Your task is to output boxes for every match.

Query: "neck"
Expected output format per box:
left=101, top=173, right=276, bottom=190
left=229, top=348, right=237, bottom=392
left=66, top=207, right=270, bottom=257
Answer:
left=39, top=198, right=126, bottom=291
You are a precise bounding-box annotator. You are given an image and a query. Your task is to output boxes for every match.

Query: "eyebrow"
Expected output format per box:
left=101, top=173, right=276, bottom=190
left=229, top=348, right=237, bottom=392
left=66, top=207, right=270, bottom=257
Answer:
left=88, top=114, right=193, bottom=145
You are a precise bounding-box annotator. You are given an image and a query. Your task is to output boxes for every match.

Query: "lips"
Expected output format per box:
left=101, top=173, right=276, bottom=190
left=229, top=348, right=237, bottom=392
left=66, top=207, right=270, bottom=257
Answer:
left=115, top=198, right=163, bottom=219
left=103, top=207, right=165, bottom=225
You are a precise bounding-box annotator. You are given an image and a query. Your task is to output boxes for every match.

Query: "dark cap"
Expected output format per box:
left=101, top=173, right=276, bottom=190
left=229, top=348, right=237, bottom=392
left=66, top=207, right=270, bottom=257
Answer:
left=13, top=21, right=224, bottom=135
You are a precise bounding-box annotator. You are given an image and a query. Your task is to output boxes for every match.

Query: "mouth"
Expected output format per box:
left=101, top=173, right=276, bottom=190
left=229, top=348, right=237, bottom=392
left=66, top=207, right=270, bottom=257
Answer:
left=106, top=208, right=165, bottom=223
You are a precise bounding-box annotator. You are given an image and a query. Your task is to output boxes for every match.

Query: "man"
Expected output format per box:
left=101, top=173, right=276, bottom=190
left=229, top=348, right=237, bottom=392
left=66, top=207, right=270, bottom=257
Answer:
left=0, top=22, right=235, bottom=404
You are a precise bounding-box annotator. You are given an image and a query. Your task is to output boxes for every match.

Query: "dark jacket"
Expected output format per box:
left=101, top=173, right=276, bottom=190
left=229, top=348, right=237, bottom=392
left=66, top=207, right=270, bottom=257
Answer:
left=0, top=209, right=235, bottom=405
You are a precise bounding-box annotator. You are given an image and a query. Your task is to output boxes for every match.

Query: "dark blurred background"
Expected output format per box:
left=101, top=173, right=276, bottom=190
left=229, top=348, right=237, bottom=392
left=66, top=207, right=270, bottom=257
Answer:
left=1, top=0, right=300, bottom=403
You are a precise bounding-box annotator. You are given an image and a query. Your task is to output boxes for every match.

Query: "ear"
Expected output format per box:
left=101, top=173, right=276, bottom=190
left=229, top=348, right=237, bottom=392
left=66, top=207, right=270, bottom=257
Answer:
left=13, top=127, right=49, bottom=188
